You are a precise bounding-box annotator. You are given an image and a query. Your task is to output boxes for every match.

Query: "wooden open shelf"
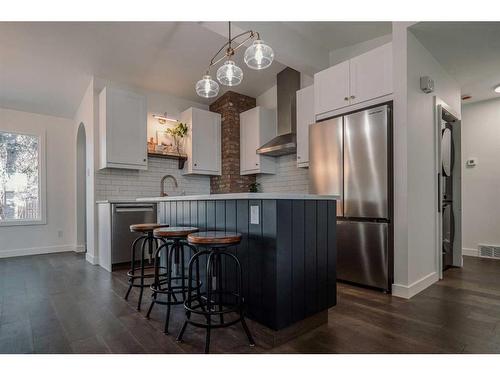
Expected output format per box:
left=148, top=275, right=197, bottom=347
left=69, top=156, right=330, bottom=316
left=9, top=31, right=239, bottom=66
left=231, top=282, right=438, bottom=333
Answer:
left=147, top=152, right=187, bottom=169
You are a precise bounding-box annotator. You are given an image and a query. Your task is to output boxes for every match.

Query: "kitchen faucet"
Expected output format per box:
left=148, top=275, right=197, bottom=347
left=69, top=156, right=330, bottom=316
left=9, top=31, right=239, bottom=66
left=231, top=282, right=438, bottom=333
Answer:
left=160, top=175, right=178, bottom=197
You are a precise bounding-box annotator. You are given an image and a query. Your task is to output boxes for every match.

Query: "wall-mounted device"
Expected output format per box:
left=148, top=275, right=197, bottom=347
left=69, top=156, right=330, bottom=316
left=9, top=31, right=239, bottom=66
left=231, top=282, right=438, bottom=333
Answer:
left=466, top=158, right=477, bottom=167
left=420, top=76, right=435, bottom=94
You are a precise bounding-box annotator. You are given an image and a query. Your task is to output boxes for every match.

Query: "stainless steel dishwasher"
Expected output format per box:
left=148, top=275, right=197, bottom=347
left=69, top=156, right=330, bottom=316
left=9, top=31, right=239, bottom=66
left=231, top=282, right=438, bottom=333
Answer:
left=111, top=202, right=158, bottom=268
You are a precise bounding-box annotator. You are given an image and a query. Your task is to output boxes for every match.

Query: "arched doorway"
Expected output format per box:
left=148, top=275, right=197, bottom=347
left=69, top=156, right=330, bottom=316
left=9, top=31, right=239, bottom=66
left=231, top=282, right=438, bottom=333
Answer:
left=76, top=122, right=87, bottom=252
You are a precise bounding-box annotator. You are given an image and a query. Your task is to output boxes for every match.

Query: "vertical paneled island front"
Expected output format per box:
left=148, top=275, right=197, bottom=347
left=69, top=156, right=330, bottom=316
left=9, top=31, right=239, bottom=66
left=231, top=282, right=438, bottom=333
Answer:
left=137, top=193, right=338, bottom=345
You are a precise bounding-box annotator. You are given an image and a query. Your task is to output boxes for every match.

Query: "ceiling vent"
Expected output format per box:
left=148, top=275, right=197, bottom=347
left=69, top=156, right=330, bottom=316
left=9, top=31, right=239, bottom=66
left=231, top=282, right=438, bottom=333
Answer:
left=478, top=244, right=500, bottom=259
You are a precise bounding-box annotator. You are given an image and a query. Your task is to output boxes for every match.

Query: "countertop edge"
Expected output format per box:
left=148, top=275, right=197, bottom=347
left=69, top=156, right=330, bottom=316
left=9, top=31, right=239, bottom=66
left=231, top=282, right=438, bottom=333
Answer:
left=135, top=193, right=340, bottom=202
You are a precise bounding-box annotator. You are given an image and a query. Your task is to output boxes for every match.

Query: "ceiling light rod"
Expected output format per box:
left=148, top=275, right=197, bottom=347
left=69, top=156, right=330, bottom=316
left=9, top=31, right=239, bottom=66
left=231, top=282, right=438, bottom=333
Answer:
left=195, top=21, right=274, bottom=98
left=205, top=22, right=260, bottom=72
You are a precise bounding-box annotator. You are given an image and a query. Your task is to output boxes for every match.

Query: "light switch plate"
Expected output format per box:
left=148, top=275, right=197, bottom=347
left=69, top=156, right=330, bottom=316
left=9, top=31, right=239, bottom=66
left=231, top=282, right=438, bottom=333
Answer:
left=250, top=205, right=259, bottom=225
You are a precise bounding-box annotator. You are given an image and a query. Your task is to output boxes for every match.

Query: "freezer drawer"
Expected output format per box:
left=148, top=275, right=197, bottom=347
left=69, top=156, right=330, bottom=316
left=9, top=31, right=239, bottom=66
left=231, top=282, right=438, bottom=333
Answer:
left=344, top=105, right=389, bottom=219
left=337, top=220, right=389, bottom=290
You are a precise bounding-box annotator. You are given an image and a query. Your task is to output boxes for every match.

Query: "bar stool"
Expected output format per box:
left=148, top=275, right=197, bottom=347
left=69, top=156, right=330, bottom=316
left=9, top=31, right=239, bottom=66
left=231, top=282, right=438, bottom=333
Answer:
left=176, top=231, right=255, bottom=353
left=146, top=226, right=201, bottom=335
left=124, top=223, right=168, bottom=311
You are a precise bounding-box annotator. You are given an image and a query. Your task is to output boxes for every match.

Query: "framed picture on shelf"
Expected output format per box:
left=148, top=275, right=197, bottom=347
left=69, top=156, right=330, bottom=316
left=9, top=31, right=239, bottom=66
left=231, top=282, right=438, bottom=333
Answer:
left=156, top=130, right=172, bottom=147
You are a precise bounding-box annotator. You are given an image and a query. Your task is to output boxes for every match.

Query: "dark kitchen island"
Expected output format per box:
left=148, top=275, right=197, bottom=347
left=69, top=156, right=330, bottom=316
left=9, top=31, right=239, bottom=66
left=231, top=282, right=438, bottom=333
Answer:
left=137, top=193, right=338, bottom=346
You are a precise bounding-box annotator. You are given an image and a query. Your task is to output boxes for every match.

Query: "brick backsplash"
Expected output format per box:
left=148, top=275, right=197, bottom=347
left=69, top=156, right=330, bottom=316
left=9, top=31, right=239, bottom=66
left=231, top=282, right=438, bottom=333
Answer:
left=95, top=157, right=211, bottom=201
left=209, top=91, right=256, bottom=194
left=256, top=154, right=309, bottom=193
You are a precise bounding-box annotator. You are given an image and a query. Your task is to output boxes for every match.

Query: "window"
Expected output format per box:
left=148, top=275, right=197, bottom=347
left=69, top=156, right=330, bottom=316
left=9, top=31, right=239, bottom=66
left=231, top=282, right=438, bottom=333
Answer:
left=0, top=130, right=45, bottom=225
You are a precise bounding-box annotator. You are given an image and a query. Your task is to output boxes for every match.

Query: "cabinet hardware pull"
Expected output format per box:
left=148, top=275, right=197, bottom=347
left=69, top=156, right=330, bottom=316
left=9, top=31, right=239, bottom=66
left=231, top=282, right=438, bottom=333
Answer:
left=350, top=95, right=355, bottom=99
left=344, top=97, right=349, bottom=101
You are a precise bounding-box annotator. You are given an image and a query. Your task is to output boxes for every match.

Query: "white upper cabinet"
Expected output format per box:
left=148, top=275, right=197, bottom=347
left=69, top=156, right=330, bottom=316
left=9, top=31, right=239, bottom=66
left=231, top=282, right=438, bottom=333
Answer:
left=240, top=106, right=276, bottom=175
left=314, top=60, right=350, bottom=116
left=296, top=85, right=314, bottom=168
left=99, top=86, right=147, bottom=170
left=349, top=43, right=393, bottom=105
left=181, top=107, right=221, bottom=176
left=314, top=43, right=393, bottom=116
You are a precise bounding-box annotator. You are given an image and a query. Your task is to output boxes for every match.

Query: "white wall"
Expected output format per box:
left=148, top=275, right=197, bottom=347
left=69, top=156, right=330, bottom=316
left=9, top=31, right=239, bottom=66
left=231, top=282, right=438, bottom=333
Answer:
left=0, top=107, right=76, bottom=257
left=406, top=30, right=461, bottom=285
left=391, top=23, right=461, bottom=298
left=461, top=98, right=500, bottom=254
left=329, top=34, right=393, bottom=67
left=73, top=78, right=97, bottom=264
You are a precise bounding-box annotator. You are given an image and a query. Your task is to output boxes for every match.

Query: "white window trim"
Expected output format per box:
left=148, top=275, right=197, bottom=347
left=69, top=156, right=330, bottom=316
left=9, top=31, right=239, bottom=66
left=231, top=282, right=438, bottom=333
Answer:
left=0, top=129, right=46, bottom=227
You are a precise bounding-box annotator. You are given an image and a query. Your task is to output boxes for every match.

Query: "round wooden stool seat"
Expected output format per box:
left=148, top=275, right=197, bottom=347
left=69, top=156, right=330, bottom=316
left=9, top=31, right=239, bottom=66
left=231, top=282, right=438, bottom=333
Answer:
left=187, top=231, right=242, bottom=246
left=130, top=223, right=166, bottom=233
left=153, top=226, right=199, bottom=238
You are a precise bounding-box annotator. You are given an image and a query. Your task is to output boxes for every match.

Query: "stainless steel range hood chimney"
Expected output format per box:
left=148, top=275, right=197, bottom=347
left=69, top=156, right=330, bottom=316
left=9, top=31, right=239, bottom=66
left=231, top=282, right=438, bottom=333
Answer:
left=257, top=67, right=300, bottom=157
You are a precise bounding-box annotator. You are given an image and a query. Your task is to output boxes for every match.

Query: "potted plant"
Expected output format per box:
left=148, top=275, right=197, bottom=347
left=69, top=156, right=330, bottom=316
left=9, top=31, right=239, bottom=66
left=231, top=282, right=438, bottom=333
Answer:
left=166, top=122, right=188, bottom=155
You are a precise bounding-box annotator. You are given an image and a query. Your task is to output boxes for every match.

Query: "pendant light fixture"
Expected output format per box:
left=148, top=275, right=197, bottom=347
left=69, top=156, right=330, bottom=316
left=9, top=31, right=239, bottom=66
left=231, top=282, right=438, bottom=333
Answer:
left=195, top=22, right=274, bottom=98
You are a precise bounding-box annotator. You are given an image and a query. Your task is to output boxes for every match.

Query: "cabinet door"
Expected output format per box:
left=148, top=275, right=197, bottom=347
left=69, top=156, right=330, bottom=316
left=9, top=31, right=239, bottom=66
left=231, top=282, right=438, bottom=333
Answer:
left=314, top=60, right=350, bottom=116
left=191, top=108, right=221, bottom=174
left=349, top=43, right=393, bottom=105
left=240, top=108, right=260, bottom=174
left=296, top=85, right=314, bottom=167
left=105, top=87, right=147, bottom=169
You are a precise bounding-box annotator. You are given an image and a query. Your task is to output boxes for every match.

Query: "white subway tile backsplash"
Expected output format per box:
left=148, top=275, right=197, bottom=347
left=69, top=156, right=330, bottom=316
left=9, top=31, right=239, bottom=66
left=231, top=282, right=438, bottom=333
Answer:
left=95, top=157, right=211, bottom=201
left=256, top=154, right=309, bottom=194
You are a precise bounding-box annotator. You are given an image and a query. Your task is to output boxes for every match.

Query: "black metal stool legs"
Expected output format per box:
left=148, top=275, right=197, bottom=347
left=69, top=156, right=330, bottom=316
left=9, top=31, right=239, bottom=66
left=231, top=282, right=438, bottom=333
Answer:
left=124, top=235, right=144, bottom=301
left=147, top=239, right=200, bottom=335
left=177, top=246, right=255, bottom=353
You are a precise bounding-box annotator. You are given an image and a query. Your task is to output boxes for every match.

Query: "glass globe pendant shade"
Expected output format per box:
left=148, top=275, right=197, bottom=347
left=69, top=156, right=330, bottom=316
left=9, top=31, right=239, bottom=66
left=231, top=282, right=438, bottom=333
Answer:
left=195, top=75, right=219, bottom=98
left=216, top=60, right=243, bottom=86
left=244, top=40, right=274, bottom=70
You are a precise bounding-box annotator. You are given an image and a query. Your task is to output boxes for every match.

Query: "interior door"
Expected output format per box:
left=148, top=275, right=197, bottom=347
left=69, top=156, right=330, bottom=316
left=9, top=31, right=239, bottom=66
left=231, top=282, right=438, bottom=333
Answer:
left=308, top=117, right=343, bottom=216
left=344, top=106, right=388, bottom=219
left=314, top=60, right=350, bottom=115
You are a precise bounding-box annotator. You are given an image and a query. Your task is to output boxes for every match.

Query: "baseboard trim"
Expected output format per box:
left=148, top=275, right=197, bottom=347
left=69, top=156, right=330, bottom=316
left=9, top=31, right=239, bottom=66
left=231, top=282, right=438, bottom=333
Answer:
left=462, top=247, right=479, bottom=257
left=392, top=271, right=439, bottom=299
left=86, top=253, right=98, bottom=265
left=0, top=244, right=76, bottom=259
left=75, top=244, right=86, bottom=253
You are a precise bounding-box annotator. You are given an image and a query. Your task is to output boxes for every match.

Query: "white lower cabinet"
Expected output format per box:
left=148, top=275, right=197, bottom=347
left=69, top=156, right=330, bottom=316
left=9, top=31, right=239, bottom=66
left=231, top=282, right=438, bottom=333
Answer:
left=181, top=107, right=221, bottom=176
left=98, top=86, right=147, bottom=170
left=240, top=106, right=276, bottom=175
left=296, top=85, right=314, bottom=168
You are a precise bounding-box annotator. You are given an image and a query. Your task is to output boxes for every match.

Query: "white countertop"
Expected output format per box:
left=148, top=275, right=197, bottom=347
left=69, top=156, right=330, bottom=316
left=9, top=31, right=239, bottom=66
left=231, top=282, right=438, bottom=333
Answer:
left=135, top=193, right=340, bottom=202
left=96, top=200, right=148, bottom=204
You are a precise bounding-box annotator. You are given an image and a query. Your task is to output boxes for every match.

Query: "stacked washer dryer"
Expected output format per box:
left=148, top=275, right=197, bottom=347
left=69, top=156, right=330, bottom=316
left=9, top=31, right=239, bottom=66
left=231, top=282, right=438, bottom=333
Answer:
left=441, top=122, right=454, bottom=270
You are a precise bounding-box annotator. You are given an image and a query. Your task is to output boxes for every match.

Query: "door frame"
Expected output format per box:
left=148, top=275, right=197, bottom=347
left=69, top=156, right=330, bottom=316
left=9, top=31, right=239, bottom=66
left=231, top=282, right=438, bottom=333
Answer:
left=434, top=97, right=462, bottom=279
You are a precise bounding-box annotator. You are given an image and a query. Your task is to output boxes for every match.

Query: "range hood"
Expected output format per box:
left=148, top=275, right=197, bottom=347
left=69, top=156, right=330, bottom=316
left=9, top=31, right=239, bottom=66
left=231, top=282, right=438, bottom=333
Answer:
left=257, top=67, right=301, bottom=157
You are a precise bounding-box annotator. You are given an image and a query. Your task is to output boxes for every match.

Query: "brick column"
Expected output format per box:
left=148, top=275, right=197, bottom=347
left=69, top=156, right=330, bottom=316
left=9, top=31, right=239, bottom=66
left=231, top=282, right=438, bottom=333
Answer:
left=209, top=91, right=256, bottom=193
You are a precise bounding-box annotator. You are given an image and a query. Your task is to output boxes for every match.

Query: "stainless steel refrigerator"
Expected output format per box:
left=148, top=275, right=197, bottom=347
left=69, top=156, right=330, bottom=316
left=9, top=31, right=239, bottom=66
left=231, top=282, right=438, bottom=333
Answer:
left=309, top=104, right=393, bottom=291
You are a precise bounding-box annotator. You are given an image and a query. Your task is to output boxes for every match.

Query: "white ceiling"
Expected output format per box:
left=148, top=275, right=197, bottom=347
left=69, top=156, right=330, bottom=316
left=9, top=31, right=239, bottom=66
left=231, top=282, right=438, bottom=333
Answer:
left=0, top=21, right=393, bottom=119
left=280, top=21, right=392, bottom=51
left=410, top=22, right=500, bottom=103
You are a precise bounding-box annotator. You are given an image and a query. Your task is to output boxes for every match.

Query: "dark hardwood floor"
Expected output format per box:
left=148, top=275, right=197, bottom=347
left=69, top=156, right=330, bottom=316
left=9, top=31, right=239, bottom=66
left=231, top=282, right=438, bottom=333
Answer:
left=1, top=252, right=500, bottom=354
